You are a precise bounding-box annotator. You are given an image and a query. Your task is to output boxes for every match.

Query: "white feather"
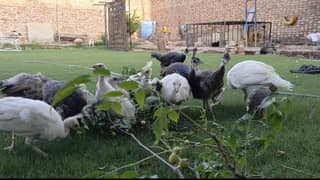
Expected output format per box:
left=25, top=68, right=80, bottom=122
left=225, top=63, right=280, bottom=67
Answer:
left=227, top=60, right=294, bottom=91
left=0, top=97, right=73, bottom=140
left=128, top=61, right=155, bottom=94
left=158, top=73, right=191, bottom=104
left=93, top=64, right=136, bottom=122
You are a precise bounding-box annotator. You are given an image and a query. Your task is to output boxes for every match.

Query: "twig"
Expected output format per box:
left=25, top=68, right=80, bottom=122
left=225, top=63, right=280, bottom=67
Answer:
left=150, top=145, right=168, bottom=152
left=168, top=139, right=218, bottom=149
left=180, top=111, right=246, bottom=178
left=281, top=164, right=317, bottom=178
left=275, top=91, right=320, bottom=99
left=189, top=167, right=201, bottom=179
left=160, top=138, right=172, bottom=151
left=99, top=150, right=170, bottom=174
left=118, top=128, right=185, bottom=179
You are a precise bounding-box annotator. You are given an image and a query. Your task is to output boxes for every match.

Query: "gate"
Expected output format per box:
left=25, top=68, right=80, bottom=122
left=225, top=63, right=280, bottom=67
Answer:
left=107, top=0, right=128, bottom=50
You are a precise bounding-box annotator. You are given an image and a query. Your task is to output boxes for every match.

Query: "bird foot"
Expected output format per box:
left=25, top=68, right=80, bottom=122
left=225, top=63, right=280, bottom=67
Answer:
left=32, top=146, right=48, bottom=158
left=236, top=113, right=253, bottom=123
left=3, top=144, right=16, bottom=153
left=39, top=151, right=48, bottom=158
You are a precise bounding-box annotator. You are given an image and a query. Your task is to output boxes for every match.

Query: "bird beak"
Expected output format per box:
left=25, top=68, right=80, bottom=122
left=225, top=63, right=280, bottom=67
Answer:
left=0, top=81, right=14, bottom=91
left=199, top=60, right=204, bottom=64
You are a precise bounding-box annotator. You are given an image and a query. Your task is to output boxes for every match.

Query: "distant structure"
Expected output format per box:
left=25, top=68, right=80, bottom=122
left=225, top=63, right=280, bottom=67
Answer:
left=150, top=0, right=320, bottom=46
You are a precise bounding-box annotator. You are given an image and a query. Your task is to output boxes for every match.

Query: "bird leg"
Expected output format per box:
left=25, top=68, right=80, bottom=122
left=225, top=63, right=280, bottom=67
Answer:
left=203, top=99, right=217, bottom=122
left=242, top=89, right=249, bottom=111
left=236, top=113, right=253, bottom=123
left=242, top=89, right=248, bottom=104
left=3, top=132, right=16, bottom=152
left=24, top=137, right=48, bottom=158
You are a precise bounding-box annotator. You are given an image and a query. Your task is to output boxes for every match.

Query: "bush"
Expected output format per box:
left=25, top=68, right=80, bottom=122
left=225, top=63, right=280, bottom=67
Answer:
left=20, top=41, right=42, bottom=50
left=126, top=10, right=141, bottom=36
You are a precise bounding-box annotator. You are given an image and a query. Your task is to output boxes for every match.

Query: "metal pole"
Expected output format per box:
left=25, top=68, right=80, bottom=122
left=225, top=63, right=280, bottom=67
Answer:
left=128, top=0, right=132, bottom=49
left=104, top=4, right=108, bottom=47
left=56, top=0, right=59, bottom=42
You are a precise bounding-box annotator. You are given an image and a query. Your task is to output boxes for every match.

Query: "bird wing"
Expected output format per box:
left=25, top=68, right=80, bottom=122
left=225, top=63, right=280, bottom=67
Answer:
left=227, top=61, right=276, bottom=88
left=0, top=73, right=46, bottom=99
left=0, top=97, right=62, bottom=138
left=161, top=52, right=185, bottom=64
left=0, top=108, right=43, bottom=136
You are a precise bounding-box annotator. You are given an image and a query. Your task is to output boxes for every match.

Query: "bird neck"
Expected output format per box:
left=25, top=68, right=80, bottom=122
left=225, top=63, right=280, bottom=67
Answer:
left=191, top=63, right=199, bottom=71
left=98, top=75, right=105, bottom=84
left=221, top=59, right=229, bottom=66
left=98, top=75, right=114, bottom=90
left=63, top=119, right=74, bottom=138
left=63, top=128, right=70, bottom=138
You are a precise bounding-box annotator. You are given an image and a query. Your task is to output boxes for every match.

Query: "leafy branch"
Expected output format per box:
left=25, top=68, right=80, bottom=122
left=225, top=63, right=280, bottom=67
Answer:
left=118, top=128, right=185, bottom=178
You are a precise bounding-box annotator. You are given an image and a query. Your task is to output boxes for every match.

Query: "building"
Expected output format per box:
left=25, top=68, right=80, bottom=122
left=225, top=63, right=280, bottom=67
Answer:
left=0, top=0, right=319, bottom=45
left=150, top=0, right=320, bottom=45
left=0, top=0, right=105, bottom=42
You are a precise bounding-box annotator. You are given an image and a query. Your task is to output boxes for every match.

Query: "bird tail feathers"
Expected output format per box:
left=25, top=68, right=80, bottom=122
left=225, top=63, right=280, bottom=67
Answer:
left=151, top=52, right=161, bottom=61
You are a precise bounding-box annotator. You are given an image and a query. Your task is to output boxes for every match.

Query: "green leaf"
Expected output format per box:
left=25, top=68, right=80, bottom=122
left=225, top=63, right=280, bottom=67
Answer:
left=228, top=134, right=237, bottom=153
left=103, top=90, right=124, bottom=98
left=238, top=156, right=247, bottom=171
left=119, top=81, right=139, bottom=90
left=168, top=110, right=179, bottom=123
left=93, top=68, right=111, bottom=76
left=153, top=107, right=162, bottom=119
left=120, top=170, right=138, bottom=179
left=152, top=119, right=163, bottom=145
left=102, top=174, right=119, bottom=178
left=134, top=88, right=145, bottom=109
left=262, top=135, right=272, bottom=151
left=97, top=101, right=113, bottom=111
left=52, top=74, right=91, bottom=106
left=65, top=74, right=91, bottom=87
left=112, top=102, right=123, bottom=115
left=52, top=86, right=77, bottom=106
left=272, top=116, right=283, bottom=133
left=82, top=170, right=105, bottom=178
left=281, top=97, right=291, bottom=119
left=152, top=110, right=169, bottom=144
left=152, top=107, right=171, bottom=144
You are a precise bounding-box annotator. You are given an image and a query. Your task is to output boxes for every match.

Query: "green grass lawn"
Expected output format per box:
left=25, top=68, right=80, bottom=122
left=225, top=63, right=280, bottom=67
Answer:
left=0, top=48, right=319, bottom=178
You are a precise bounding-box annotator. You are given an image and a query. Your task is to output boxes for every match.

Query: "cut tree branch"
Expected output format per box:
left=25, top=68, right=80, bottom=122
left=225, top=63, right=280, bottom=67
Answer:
left=180, top=112, right=246, bottom=178
left=118, top=128, right=185, bottom=179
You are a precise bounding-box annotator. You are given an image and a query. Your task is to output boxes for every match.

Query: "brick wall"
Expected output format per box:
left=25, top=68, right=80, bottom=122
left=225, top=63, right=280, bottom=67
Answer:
left=1, top=0, right=319, bottom=44
left=0, top=0, right=105, bottom=41
left=151, top=0, right=320, bottom=43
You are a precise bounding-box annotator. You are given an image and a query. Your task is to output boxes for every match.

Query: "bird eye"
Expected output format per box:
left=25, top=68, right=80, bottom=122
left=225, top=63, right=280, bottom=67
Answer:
left=74, top=123, right=80, bottom=128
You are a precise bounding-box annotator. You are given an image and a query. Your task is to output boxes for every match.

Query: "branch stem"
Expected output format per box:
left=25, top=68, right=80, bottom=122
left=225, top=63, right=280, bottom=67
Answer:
left=119, top=129, right=185, bottom=178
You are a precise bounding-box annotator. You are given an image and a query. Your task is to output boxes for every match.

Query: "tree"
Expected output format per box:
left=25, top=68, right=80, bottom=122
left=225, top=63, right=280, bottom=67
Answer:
left=127, top=10, right=141, bottom=35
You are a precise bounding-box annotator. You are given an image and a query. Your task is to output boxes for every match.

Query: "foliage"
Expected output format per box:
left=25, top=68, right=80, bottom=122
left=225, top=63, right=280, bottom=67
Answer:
left=20, top=41, right=42, bottom=50
left=126, top=10, right=141, bottom=35
left=121, top=66, right=138, bottom=76
left=53, top=65, right=290, bottom=178
left=52, top=75, right=91, bottom=106
left=1, top=49, right=319, bottom=178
